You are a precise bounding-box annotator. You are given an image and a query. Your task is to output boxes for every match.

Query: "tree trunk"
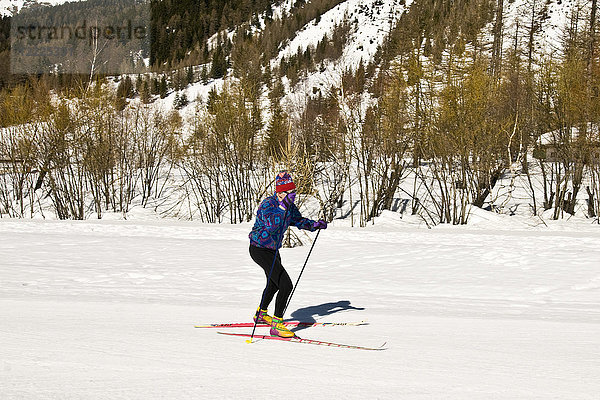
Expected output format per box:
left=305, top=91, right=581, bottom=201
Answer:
left=491, top=0, right=504, bottom=78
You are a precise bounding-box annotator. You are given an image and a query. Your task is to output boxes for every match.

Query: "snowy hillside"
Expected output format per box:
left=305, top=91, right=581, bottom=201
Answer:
left=1, top=217, right=599, bottom=398
left=278, top=0, right=410, bottom=114
left=0, top=0, right=26, bottom=17
left=153, top=0, right=582, bottom=126
left=276, top=0, right=408, bottom=74
left=127, top=0, right=414, bottom=134
left=490, top=0, right=583, bottom=56
left=152, top=1, right=409, bottom=106
left=0, top=0, right=82, bottom=17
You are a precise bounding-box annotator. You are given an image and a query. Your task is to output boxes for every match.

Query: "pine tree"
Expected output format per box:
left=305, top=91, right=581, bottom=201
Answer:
left=117, top=76, right=135, bottom=99
left=174, top=92, right=189, bottom=110
left=211, top=45, right=228, bottom=79
left=201, top=65, right=209, bottom=84
left=265, top=105, right=288, bottom=159
left=159, top=75, right=168, bottom=99
left=206, top=86, right=219, bottom=114
left=187, top=65, right=195, bottom=85
left=139, top=79, right=151, bottom=104
left=151, top=77, right=160, bottom=95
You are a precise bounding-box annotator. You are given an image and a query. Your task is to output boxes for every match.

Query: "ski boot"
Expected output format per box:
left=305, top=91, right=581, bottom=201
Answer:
left=253, top=308, right=273, bottom=325
left=270, top=316, right=295, bottom=338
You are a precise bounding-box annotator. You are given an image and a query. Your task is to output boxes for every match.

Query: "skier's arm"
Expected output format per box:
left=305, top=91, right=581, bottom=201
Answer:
left=289, top=205, right=317, bottom=232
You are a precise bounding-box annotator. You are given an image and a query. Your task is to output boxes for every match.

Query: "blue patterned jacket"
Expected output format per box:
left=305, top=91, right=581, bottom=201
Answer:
left=249, top=194, right=316, bottom=250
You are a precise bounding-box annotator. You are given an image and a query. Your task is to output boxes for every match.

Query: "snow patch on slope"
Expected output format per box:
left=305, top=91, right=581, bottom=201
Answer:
left=1, top=0, right=83, bottom=17
left=276, top=0, right=407, bottom=67
left=0, top=0, right=25, bottom=16
left=493, top=0, right=585, bottom=58
left=278, top=0, right=411, bottom=113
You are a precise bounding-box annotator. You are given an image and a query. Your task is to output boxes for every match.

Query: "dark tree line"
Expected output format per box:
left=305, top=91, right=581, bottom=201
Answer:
left=150, top=0, right=276, bottom=67
left=0, top=15, right=10, bottom=89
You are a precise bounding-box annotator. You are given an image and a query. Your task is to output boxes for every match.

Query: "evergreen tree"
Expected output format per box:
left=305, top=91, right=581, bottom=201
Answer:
left=201, top=65, right=209, bottom=84
left=139, top=79, right=151, bottom=104
left=174, top=92, right=189, bottom=110
left=211, top=45, right=228, bottom=79
left=265, top=104, right=289, bottom=159
left=187, top=66, right=195, bottom=85
left=116, top=76, right=135, bottom=99
left=206, top=86, right=219, bottom=114
left=151, top=77, right=160, bottom=95
left=159, top=75, right=168, bottom=99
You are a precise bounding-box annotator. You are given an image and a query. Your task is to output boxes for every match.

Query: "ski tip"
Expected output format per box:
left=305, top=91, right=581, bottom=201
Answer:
left=245, top=339, right=253, bottom=344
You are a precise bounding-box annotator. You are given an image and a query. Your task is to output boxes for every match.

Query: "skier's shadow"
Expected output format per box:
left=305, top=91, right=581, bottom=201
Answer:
left=288, top=300, right=365, bottom=333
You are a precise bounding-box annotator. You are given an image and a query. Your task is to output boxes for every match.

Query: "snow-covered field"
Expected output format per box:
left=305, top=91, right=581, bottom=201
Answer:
left=1, top=215, right=599, bottom=399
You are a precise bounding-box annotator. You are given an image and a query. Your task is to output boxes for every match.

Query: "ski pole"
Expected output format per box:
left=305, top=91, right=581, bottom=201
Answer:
left=282, top=227, right=322, bottom=317
left=247, top=209, right=288, bottom=344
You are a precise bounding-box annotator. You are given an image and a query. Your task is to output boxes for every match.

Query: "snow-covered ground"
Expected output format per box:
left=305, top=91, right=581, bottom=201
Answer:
left=1, top=215, right=599, bottom=399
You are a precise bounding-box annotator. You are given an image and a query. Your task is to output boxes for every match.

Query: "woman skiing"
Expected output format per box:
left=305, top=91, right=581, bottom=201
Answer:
left=249, top=171, right=327, bottom=337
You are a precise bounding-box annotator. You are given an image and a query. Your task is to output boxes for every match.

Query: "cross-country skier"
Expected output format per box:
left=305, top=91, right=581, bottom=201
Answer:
left=249, top=171, right=327, bottom=337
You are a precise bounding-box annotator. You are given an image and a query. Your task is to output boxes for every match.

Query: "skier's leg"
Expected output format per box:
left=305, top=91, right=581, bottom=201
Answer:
left=256, top=250, right=292, bottom=317
left=273, top=264, right=292, bottom=318
left=249, top=245, right=292, bottom=332
left=270, top=260, right=295, bottom=337
left=249, top=245, right=279, bottom=310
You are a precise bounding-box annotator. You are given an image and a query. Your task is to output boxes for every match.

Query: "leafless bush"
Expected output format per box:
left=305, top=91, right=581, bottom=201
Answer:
left=182, top=84, right=269, bottom=223
left=0, top=124, right=40, bottom=217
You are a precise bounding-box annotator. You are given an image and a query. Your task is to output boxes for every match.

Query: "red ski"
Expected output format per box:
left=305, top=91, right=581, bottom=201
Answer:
left=216, top=331, right=387, bottom=351
left=195, top=321, right=368, bottom=329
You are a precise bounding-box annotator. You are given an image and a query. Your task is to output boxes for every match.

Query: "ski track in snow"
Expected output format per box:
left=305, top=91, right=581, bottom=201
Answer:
left=1, top=218, right=599, bottom=398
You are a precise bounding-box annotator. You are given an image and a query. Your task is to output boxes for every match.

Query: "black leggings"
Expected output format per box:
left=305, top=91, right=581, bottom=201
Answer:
left=249, top=245, right=293, bottom=318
